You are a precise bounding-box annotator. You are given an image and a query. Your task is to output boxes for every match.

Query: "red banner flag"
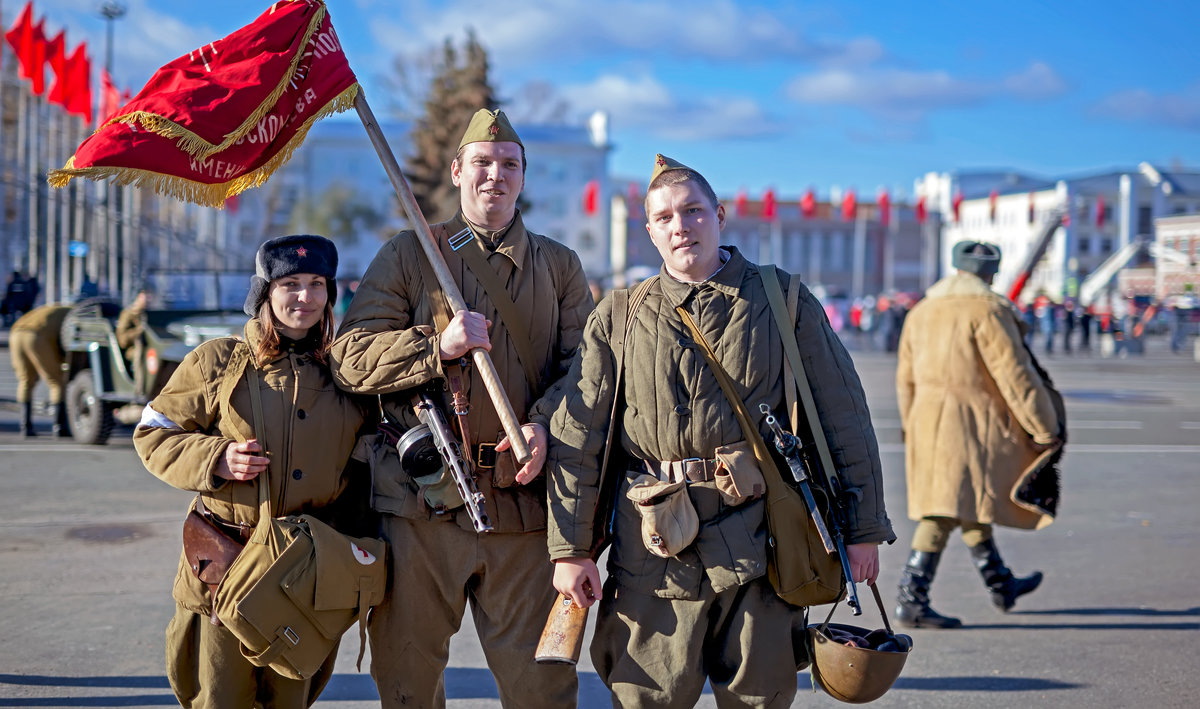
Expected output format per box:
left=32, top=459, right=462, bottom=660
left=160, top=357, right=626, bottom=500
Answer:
left=734, top=189, right=748, bottom=218
left=989, top=189, right=998, bottom=221
left=46, top=30, right=68, bottom=107
left=1095, top=194, right=1106, bottom=228
left=99, top=68, right=120, bottom=125
left=952, top=190, right=963, bottom=222
left=800, top=187, right=816, bottom=218
left=582, top=179, right=600, bottom=216
left=841, top=189, right=857, bottom=222
left=915, top=195, right=927, bottom=225
left=65, top=44, right=93, bottom=124
left=49, top=1, right=359, bottom=208
left=761, top=188, right=777, bottom=221
left=5, top=2, right=39, bottom=89
left=878, top=189, right=890, bottom=227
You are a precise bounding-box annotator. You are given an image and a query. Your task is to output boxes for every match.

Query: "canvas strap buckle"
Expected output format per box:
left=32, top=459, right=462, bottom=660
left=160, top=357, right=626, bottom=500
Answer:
left=476, top=442, right=498, bottom=470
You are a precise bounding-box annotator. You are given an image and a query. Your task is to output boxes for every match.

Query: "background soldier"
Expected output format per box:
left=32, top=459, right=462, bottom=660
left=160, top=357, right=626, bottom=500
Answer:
left=330, top=109, right=593, bottom=708
left=895, top=241, right=1063, bottom=628
left=547, top=155, right=894, bottom=707
left=116, top=287, right=150, bottom=396
left=9, top=303, right=72, bottom=437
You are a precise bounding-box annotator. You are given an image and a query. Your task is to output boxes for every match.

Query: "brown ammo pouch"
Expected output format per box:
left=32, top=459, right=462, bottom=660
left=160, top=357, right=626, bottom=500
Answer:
left=182, top=496, right=251, bottom=625
left=713, top=440, right=767, bottom=507
left=210, top=362, right=388, bottom=680
left=626, top=472, right=699, bottom=558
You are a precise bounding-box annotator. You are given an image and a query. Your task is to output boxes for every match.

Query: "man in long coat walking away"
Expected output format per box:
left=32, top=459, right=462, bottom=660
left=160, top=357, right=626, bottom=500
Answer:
left=895, top=241, right=1064, bottom=628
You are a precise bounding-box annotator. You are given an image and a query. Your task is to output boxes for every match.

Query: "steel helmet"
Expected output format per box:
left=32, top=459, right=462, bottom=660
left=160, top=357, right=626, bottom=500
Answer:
left=807, top=583, right=913, bottom=704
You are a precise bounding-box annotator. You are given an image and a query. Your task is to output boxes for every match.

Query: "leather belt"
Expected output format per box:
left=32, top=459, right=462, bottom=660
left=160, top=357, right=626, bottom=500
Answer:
left=649, top=457, right=721, bottom=483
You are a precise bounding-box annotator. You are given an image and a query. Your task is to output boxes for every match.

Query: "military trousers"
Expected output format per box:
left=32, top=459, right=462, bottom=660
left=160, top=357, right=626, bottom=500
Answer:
left=164, top=604, right=336, bottom=709
left=368, top=515, right=577, bottom=709
left=9, top=330, right=64, bottom=403
left=911, top=516, right=993, bottom=552
left=591, top=574, right=806, bottom=709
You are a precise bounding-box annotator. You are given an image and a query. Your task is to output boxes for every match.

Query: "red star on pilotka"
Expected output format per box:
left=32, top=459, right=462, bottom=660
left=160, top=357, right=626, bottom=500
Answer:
left=489, top=125, right=499, bottom=135
left=657, top=156, right=666, bottom=166
left=296, top=247, right=307, bottom=257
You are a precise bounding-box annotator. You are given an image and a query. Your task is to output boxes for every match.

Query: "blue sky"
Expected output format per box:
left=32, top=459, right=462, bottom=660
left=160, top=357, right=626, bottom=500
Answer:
left=29, top=0, right=1200, bottom=200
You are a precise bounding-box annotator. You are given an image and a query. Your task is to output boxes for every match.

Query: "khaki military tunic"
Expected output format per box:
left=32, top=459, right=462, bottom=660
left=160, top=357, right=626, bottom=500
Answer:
left=9, top=304, right=70, bottom=403
left=134, top=319, right=369, bottom=709
left=547, top=248, right=894, bottom=707
left=330, top=211, right=593, bottom=709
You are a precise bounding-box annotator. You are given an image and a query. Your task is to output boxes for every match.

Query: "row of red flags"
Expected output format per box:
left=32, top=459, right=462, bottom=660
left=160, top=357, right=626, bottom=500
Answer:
left=4, top=1, right=129, bottom=126
left=608, top=186, right=1108, bottom=228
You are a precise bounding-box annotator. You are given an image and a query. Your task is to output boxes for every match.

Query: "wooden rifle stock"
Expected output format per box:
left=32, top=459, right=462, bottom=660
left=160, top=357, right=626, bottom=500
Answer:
left=534, top=592, right=588, bottom=665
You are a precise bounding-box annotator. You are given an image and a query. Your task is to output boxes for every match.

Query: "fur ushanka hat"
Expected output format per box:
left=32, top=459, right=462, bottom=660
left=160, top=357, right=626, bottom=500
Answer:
left=243, top=234, right=338, bottom=317
left=951, top=240, right=1002, bottom=279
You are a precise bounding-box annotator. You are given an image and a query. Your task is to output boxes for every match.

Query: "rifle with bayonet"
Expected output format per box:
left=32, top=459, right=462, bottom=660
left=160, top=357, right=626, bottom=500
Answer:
left=760, top=403, right=861, bottom=615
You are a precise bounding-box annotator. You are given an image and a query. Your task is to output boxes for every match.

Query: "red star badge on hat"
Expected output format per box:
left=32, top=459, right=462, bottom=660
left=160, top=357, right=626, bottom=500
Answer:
left=296, top=247, right=308, bottom=257
left=657, top=156, right=666, bottom=166
left=489, top=124, right=499, bottom=135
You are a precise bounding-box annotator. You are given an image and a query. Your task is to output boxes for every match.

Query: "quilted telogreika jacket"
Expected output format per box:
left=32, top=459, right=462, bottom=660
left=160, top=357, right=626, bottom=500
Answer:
left=133, top=319, right=369, bottom=614
left=896, top=271, right=1063, bottom=529
left=547, top=248, right=895, bottom=600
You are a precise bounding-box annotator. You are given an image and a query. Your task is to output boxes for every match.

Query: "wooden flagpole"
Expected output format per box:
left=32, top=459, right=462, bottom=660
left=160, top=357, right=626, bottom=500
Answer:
left=353, top=91, right=532, bottom=465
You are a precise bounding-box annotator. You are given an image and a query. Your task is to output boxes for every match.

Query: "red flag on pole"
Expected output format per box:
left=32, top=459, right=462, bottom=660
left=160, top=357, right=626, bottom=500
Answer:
left=46, top=30, right=68, bottom=107
left=800, top=187, right=816, bottom=219
left=582, top=179, right=600, bottom=216
left=100, top=68, right=121, bottom=125
left=49, top=1, right=360, bottom=208
left=5, top=2, right=38, bottom=88
left=841, top=189, right=857, bottom=222
left=915, top=195, right=927, bottom=225
left=1095, top=195, right=1106, bottom=228
left=65, top=44, right=93, bottom=124
left=761, top=188, right=777, bottom=221
left=878, top=189, right=890, bottom=227
left=952, top=190, right=963, bottom=222
left=989, top=189, right=999, bottom=222
left=734, top=189, right=748, bottom=218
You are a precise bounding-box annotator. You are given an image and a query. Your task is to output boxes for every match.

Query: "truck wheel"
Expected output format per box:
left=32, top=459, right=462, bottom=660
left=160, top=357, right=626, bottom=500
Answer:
left=66, top=370, right=114, bottom=445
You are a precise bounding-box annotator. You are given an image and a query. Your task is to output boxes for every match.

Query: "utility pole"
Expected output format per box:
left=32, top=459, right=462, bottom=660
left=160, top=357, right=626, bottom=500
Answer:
left=99, top=1, right=126, bottom=298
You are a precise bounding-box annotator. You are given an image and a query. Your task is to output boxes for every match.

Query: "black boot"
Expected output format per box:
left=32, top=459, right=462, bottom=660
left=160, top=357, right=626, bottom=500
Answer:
left=969, top=539, right=1042, bottom=612
left=896, top=550, right=962, bottom=629
left=20, top=401, right=37, bottom=438
left=52, top=402, right=71, bottom=438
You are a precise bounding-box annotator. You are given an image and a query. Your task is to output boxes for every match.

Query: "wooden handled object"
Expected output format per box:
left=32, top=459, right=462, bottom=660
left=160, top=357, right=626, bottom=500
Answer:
left=534, top=592, right=589, bottom=665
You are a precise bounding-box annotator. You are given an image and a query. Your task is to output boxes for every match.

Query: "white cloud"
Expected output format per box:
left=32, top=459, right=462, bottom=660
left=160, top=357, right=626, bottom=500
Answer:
left=1093, top=84, right=1200, bottom=131
left=364, top=0, right=856, bottom=67
left=559, top=73, right=786, bottom=141
left=787, top=67, right=986, bottom=120
left=1003, top=61, right=1067, bottom=101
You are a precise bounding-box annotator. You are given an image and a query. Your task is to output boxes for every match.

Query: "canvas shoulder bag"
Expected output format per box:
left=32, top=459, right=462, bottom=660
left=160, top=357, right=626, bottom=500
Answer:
left=212, top=357, right=388, bottom=680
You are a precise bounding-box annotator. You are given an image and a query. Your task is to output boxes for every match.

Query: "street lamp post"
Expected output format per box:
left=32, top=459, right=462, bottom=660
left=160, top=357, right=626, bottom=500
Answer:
left=99, top=2, right=126, bottom=298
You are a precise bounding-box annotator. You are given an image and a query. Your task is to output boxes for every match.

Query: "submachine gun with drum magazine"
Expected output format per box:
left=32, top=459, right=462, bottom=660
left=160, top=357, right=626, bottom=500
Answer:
left=387, top=392, right=493, bottom=533
left=760, top=403, right=862, bottom=615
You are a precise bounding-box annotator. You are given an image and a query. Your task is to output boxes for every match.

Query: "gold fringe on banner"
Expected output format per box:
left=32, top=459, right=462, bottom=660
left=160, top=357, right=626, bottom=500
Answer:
left=48, top=83, right=360, bottom=209
left=94, top=2, right=329, bottom=160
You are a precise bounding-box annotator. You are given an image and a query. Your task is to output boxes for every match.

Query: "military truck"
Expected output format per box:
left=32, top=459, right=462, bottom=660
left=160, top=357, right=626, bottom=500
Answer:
left=59, top=272, right=250, bottom=444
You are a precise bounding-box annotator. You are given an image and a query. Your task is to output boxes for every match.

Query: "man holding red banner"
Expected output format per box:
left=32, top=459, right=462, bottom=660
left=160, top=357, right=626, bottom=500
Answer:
left=330, top=109, right=593, bottom=708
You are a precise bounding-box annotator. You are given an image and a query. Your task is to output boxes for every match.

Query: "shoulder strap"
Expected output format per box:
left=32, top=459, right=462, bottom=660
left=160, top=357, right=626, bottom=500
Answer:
left=590, top=276, right=656, bottom=556
left=416, top=226, right=455, bottom=333
left=448, top=225, right=541, bottom=392
left=244, top=362, right=273, bottom=520
left=675, top=305, right=777, bottom=478
left=758, top=267, right=841, bottom=492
